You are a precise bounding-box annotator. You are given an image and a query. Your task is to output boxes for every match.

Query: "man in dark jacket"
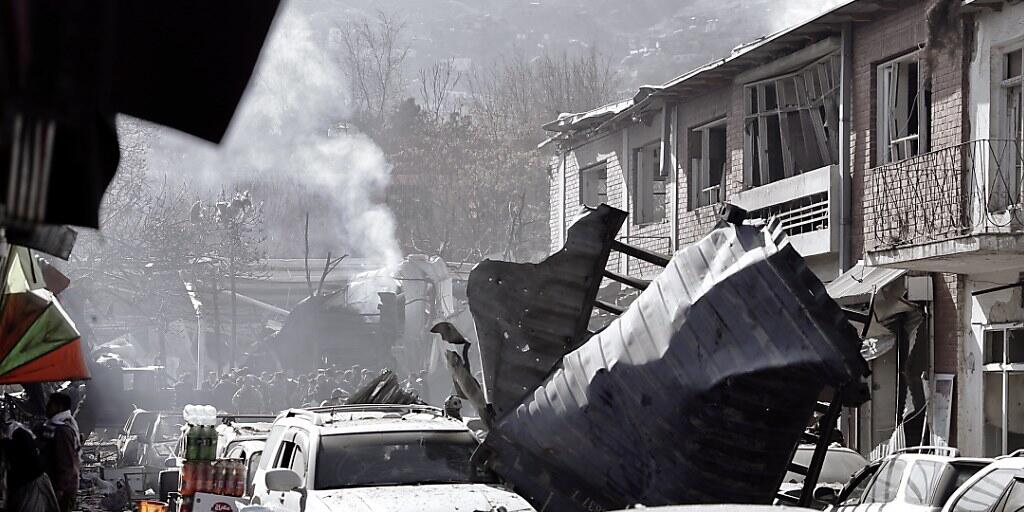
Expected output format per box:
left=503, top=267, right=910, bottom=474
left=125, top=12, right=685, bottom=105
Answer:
left=2, top=419, right=59, bottom=512
left=38, top=393, right=80, bottom=512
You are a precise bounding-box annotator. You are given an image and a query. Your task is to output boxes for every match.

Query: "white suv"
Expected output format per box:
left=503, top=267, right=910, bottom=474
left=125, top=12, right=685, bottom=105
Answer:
left=250, top=405, right=534, bottom=512
left=828, top=447, right=991, bottom=512
left=941, top=452, right=1024, bottom=512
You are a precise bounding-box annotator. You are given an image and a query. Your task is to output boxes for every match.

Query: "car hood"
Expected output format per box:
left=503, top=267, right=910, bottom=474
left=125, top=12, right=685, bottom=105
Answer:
left=311, top=483, right=534, bottom=512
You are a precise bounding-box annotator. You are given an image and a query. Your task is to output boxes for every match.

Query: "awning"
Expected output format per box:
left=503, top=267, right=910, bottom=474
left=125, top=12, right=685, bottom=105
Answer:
left=827, top=261, right=908, bottom=305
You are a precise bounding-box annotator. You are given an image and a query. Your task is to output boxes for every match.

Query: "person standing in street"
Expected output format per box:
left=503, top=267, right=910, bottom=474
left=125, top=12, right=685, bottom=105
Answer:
left=38, top=392, right=81, bottom=512
left=1, top=418, right=60, bottom=512
left=232, top=376, right=265, bottom=413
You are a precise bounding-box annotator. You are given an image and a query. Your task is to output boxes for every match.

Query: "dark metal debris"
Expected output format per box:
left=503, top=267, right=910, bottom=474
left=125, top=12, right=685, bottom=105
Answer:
left=477, top=218, right=868, bottom=511
left=468, top=205, right=626, bottom=416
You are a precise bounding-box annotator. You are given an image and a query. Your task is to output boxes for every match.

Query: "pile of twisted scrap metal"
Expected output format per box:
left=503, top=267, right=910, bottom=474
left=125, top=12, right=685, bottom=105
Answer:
left=445, top=204, right=868, bottom=511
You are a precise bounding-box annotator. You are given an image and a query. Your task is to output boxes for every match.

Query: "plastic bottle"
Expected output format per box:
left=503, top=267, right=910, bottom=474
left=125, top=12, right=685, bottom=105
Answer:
left=204, top=425, right=218, bottom=460
left=233, top=460, right=246, bottom=497
left=180, top=462, right=196, bottom=497
left=211, top=461, right=225, bottom=495
left=185, top=425, right=199, bottom=460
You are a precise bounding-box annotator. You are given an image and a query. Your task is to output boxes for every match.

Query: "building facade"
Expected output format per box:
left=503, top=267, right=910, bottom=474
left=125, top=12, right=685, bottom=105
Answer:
left=544, top=0, right=1024, bottom=457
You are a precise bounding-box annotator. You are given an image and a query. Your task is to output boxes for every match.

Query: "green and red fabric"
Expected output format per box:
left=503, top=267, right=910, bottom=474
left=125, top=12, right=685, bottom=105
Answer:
left=0, top=288, right=89, bottom=384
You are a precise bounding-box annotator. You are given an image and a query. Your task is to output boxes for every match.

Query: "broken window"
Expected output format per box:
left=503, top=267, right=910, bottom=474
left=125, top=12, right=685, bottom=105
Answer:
left=994, top=48, right=1023, bottom=211
left=579, top=162, right=608, bottom=208
left=878, top=53, right=930, bottom=163
left=688, top=120, right=727, bottom=209
left=632, top=141, right=667, bottom=224
left=982, top=326, right=1024, bottom=457
left=744, top=53, right=840, bottom=188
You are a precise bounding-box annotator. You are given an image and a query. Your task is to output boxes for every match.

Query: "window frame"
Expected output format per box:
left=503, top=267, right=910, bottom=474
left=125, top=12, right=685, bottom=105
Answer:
left=876, top=50, right=929, bottom=164
left=994, top=45, right=1024, bottom=212
left=688, top=118, right=728, bottom=210
left=631, top=139, right=667, bottom=225
left=743, top=52, right=840, bottom=188
left=579, top=161, right=609, bottom=208
left=982, top=324, right=1024, bottom=456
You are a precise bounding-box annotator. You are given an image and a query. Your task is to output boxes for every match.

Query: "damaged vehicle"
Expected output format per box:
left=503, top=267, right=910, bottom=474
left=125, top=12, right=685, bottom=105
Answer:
left=105, top=409, right=186, bottom=495
left=250, top=404, right=534, bottom=512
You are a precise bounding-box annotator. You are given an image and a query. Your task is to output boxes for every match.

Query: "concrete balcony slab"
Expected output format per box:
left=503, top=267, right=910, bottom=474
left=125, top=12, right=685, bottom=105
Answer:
left=866, top=233, right=1024, bottom=273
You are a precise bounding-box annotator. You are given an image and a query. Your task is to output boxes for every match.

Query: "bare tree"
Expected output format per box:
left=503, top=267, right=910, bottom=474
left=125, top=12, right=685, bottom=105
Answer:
left=338, top=11, right=410, bottom=127
left=417, top=59, right=463, bottom=120
left=466, top=47, right=621, bottom=142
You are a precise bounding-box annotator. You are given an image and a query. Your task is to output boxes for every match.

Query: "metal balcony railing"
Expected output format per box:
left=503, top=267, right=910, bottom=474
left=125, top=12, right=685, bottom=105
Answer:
left=871, top=139, right=1024, bottom=248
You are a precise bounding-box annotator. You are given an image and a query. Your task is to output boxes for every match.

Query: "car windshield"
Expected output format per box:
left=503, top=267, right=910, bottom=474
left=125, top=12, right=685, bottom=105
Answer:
left=154, top=415, right=184, bottom=443
left=127, top=412, right=157, bottom=436
left=314, top=431, right=497, bottom=490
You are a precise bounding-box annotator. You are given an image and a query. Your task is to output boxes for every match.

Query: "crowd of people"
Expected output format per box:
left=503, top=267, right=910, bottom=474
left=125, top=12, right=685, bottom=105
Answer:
left=172, top=366, right=432, bottom=414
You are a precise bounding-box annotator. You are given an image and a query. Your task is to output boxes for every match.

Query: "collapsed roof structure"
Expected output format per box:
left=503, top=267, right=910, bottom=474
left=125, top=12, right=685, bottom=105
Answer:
left=456, top=205, right=869, bottom=510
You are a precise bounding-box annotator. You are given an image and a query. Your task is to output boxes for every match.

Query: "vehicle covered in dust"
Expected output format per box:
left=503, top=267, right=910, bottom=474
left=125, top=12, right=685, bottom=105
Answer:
left=251, top=404, right=534, bottom=512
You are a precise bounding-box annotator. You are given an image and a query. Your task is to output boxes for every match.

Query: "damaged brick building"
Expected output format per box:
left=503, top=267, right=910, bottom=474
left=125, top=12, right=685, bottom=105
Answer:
left=543, top=0, right=1024, bottom=458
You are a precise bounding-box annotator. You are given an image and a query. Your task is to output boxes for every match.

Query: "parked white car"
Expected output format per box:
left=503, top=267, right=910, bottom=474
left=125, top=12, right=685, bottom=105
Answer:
left=941, top=452, right=1024, bottom=512
left=828, top=447, right=990, bottom=512
left=250, top=404, right=535, bottom=512
left=778, top=444, right=869, bottom=506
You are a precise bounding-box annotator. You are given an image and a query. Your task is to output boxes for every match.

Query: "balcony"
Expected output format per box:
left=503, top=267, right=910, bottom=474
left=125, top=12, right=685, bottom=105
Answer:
left=732, top=165, right=837, bottom=258
left=867, top=139, right=1024, bottom=273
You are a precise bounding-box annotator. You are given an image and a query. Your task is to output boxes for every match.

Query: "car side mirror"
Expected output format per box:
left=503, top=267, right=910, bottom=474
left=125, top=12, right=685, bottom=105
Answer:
left=265, top=468, right=304, bottom=493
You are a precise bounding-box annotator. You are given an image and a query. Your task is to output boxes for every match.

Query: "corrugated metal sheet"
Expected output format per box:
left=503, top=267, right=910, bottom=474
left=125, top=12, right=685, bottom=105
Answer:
left=825, top=261, right=907, bottom=306
left=468, top=205, right=626, bottom=416
left=480, top=219, right=868, bottom=511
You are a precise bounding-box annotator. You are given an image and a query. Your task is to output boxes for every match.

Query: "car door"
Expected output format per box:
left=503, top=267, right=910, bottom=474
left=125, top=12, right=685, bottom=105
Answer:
left=281, top=432, right=309, bottom=512
left=264, top=430, right=308, bottom=512
left=251, top=426, right=289, bottom=505
left=832, top=461, right=881, bottom=512
left=858, top=458, right=907, bottom=512
left=946, top=468, right=1018, bottom=512
left=245, top=450, right=263, bottom=498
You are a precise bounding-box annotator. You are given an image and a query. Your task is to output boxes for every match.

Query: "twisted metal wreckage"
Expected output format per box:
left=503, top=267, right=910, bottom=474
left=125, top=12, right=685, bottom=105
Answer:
left=441, top=204, right=870, bottom=511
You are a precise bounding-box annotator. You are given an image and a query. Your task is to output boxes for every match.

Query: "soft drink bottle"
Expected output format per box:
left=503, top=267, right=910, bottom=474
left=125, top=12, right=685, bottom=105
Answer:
left=180, top=462, right=196, bottom=497
left=185, top=425, right=199, bottom=460
left=204, top=426, right=218, bottom=460
left=211, top=462, right=224, bottom=495
left=197, top=461, right=211, bottom=494
left=232, top=461, right=246, bottom=497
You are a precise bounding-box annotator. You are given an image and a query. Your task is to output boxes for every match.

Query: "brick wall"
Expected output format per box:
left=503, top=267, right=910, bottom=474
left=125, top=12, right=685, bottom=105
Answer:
left=850, top=0, right=966, bottom=422
left=548, top=153, right=561, bottom=254
left=676, top=89, right=734, bottom=246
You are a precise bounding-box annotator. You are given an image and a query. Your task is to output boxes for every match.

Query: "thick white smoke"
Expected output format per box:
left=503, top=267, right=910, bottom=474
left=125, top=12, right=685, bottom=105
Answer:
left=147, top=0, right=401, bottom=265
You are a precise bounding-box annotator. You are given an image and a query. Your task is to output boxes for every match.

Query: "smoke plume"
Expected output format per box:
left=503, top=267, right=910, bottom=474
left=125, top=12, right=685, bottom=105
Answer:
left=146, top=0, right=401, bottom=265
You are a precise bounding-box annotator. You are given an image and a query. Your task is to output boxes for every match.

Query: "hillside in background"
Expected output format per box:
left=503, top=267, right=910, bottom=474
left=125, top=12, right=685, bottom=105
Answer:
left=308, top=0, right=842, bottom=99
